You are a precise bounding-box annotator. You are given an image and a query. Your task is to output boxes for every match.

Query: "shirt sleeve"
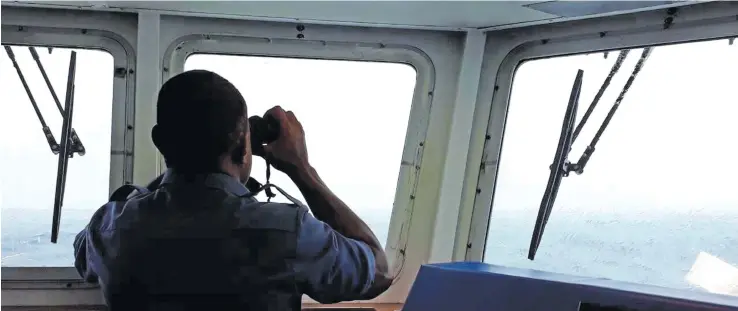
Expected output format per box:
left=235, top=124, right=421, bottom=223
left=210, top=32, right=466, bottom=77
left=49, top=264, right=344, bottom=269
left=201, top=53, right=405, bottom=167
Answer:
left=293, top=210, right=377, bottom=303
left=73, top=202, right=114, bottom=283
left=73, top=225, right=99, bottom=283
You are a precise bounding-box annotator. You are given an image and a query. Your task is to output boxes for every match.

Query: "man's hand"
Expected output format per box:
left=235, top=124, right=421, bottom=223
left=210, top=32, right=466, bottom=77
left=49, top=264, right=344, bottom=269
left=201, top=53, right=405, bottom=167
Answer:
left=254, top=106, right=310, bottom=176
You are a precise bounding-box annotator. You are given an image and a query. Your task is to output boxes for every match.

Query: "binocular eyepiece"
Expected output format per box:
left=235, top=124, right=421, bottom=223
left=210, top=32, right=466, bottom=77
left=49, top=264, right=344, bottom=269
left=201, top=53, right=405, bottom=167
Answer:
left=248, top=115, right=280, bottom=151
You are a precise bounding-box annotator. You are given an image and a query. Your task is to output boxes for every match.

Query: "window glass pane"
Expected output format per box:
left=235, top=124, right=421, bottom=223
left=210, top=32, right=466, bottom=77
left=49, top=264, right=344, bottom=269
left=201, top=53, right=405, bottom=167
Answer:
left=185, top=55, right=417, bottom=248
left=484, top=39, right=738, bottom=295
left=1, top=46, right=114, bottom=267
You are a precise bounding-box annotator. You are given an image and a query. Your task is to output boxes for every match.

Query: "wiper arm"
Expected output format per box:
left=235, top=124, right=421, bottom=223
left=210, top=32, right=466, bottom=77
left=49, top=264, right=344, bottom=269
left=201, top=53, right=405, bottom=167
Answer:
left=569, top=48, right=652, bottom=175
left=29, top=47, right=86, bottom=156
left=572, top=50, right=631, bottom=142
left=528, top=48, right=653, bottom=260
left=51, top=51, right=77, bottom=244
left=4, top=46, right=60, bottom=154
left=3, top=46, right=86, bottom=157
left=529, top=69, right=584, bottom=260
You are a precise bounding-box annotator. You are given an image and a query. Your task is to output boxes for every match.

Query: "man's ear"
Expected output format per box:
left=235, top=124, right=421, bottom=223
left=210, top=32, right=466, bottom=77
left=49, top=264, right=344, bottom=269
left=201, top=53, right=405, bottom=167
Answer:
left=151, top=124, right=164, bottom=151
left=230, top=131, right=248, bottom=164
left=243, top=129, right=252, bottom=156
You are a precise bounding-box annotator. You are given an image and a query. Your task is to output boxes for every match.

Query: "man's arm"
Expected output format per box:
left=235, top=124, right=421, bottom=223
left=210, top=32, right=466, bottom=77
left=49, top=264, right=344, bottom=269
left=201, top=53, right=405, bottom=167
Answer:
left=73, top=225, right=99, bottom=283
left=74, top=174, right=161, bottom=280
left=294, top=209, right=378, bottom=303
left=290, top=165, right=393, bottom=299
left=256, top=106, right=393, bottom=298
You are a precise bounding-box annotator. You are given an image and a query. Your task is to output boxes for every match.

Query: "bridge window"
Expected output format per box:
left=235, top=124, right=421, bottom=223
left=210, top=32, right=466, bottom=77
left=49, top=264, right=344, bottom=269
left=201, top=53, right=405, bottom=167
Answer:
left=185, top=55, right=417, bottom=248
left=1, top=46, right=115, bottom=267
left=483, top=38, right=738, bottom=295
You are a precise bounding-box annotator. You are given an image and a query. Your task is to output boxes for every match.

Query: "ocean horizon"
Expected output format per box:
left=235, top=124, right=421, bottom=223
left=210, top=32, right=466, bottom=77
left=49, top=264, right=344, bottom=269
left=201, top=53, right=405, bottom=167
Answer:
left=3, top=206, right=737, bottom=296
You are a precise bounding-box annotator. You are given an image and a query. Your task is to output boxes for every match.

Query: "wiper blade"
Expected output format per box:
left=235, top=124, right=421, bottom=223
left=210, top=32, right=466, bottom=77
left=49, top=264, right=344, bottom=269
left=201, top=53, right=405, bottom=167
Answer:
left=4, top=46, right=60, bottom=154
left=529, top=69, right=584, bottom=260
left=528, top=48, right=653, bottom=260
left=29, top=47, right=86, bottom=156
left=51, top=51, right=77, bottom=244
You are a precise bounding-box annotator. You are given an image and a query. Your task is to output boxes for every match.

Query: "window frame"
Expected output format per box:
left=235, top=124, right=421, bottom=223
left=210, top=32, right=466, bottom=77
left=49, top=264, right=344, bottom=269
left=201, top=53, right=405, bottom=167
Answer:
left=1, top=25, right=135, bottom=282
left=164, top=34, right=435, bottom=304
left=463, top=1, right=738, bottom=262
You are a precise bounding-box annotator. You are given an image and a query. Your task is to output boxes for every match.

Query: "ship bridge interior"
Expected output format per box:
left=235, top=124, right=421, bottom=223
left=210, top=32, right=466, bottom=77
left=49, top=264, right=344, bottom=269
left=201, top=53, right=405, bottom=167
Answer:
left=1, top=1, right=738, bottom=310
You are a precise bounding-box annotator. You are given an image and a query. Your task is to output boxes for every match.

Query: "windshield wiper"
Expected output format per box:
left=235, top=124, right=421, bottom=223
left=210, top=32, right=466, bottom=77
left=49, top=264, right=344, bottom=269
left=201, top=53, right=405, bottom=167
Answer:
left=51, top=51, right=78, bottom=243
left=4, top=45, right=85, bottom=243
left=528, top=48, right=653, bottom=260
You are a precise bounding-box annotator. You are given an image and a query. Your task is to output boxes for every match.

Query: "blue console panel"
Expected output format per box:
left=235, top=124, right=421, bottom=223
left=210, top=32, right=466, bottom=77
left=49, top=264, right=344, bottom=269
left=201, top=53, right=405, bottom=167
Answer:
left=403, top=262, right=738, bottom=311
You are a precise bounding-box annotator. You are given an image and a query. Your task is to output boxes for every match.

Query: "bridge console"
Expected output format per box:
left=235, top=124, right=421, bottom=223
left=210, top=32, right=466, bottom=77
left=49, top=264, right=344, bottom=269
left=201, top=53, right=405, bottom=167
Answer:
left=403, top=262, right=738, bottom=311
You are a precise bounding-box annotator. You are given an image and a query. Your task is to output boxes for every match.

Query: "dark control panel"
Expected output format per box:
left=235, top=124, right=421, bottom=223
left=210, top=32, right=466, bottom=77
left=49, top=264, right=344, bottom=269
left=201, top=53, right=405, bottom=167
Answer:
left=402, top=262, right=738, bottom=311
left=580, top=302, right=648, bottom=311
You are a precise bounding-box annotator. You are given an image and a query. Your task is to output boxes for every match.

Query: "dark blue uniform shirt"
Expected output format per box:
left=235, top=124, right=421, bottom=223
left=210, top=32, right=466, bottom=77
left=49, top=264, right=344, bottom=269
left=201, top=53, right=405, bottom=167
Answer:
left=74, top=170, right=377, bottom=310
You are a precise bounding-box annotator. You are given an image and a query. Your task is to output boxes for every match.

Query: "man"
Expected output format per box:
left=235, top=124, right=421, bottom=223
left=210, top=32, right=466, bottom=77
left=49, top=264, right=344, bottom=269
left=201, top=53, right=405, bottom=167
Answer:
left=73, top=70, right=392, bottom=310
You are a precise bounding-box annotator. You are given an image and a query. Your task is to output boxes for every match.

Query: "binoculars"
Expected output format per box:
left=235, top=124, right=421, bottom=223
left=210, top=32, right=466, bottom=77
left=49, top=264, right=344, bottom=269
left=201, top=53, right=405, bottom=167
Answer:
left=248, top=115, right=280, bottom=151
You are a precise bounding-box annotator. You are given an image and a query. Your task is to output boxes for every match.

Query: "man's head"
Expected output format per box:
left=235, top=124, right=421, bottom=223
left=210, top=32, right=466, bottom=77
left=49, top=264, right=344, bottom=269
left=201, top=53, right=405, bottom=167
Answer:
left=152, top=70, right=252, bottom=182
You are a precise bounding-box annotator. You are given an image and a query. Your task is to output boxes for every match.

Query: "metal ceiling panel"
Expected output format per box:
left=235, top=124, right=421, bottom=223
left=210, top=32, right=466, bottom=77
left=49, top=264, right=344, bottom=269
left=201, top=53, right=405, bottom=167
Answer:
left=0, top=1, right=703, bottom=31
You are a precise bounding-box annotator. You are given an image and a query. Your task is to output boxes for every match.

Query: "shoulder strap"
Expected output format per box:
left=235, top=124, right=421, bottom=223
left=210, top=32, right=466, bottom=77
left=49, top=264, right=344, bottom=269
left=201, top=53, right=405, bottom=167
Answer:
left=248, top=183, right=307, bottom=208
left=109, top=184, right=150, bottom=202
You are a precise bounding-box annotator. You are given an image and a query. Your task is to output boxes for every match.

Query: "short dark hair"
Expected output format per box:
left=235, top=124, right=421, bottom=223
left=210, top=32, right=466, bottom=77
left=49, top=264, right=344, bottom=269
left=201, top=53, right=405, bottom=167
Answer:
left=154, top=70, right=248, bottom=170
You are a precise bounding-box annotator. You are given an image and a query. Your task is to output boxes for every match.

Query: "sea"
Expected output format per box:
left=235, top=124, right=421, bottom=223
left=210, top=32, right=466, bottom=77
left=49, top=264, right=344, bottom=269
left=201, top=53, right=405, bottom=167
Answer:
left=3, top=205, right=738, bottom=297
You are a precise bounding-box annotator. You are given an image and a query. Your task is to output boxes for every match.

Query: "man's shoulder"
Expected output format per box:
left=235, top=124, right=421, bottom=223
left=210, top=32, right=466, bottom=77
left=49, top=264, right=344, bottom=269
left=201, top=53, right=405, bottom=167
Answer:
left=237, top=199, right=309, bottom=233
left=87, top=189, right=160, bottom=230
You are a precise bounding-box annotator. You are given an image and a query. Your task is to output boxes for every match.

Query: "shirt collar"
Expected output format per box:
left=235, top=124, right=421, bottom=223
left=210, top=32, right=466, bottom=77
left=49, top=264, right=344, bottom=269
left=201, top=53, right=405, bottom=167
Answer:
left=159, top=169, right=250, bottom=197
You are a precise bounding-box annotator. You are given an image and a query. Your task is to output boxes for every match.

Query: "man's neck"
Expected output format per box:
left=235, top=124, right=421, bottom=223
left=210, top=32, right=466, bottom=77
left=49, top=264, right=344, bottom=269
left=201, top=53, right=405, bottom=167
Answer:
left=166, top=158, right=244, bottom=183
left=218, top=161, right=244, bottom=183
left=169, top=167, right=236, bottom=179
